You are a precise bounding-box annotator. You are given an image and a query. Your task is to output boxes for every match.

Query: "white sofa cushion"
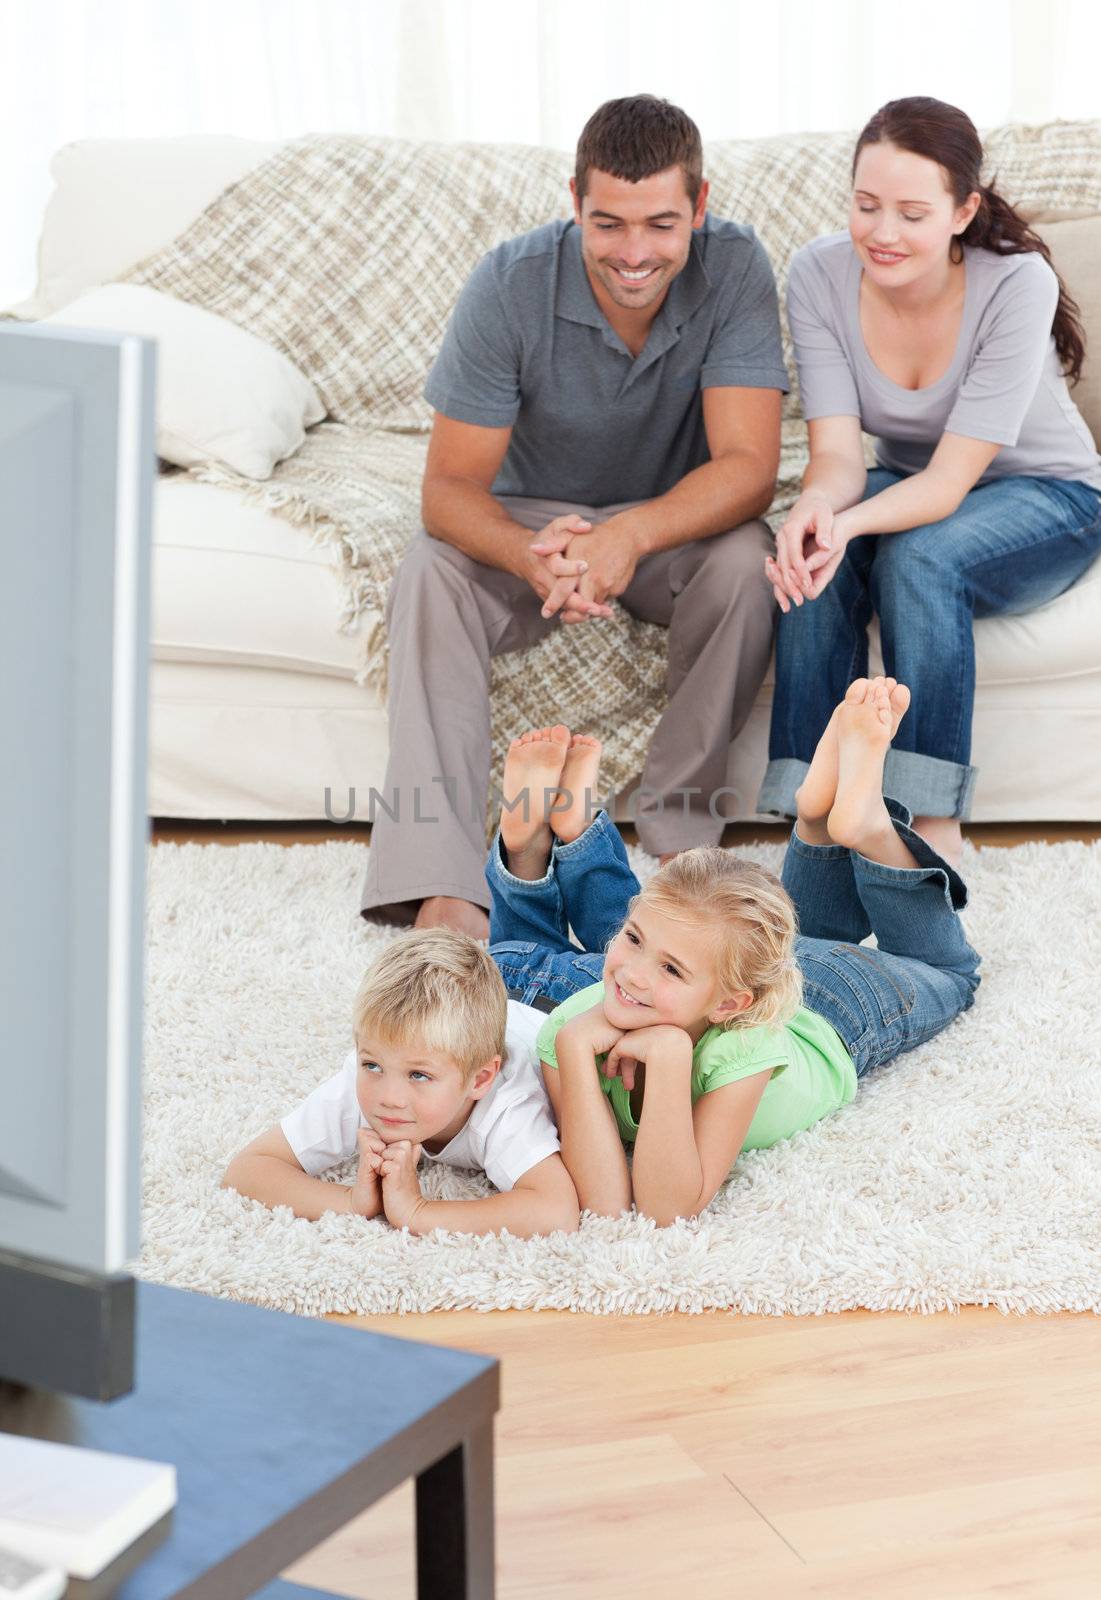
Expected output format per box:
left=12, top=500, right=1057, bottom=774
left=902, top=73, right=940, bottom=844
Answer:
left=16, top=135, right=281, bottom=320
left=152, top=476, right=362, bottom=676
left=46, top=284, right=325, bottom=479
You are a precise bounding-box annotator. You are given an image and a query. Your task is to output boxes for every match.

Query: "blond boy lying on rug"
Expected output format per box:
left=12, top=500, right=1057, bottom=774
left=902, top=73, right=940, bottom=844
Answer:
left=488, top=678, right=981, bottom=1224
left=221, top=932, right=580, bottom=1237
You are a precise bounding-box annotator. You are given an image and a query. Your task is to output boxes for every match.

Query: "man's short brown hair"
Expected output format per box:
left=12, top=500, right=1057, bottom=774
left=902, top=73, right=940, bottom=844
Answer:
left=575, top=95, right=704, bottom=209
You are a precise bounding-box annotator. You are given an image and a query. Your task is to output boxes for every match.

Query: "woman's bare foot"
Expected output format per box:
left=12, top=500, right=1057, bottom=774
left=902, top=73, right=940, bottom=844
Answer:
left=826, top=678, right=916, bottom=868
left=414, top=895, right=490, bottom=939
left=500, top=724, right=571, bottom=878
left=551, top=734, right=603, bottom=845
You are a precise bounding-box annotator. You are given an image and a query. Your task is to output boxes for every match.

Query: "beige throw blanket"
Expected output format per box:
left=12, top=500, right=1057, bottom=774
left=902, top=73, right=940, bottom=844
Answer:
left=122, top=124, right=1101, bottom=801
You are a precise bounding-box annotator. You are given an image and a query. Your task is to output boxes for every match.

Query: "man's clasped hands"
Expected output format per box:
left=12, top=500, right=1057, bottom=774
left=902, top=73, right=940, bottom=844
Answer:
left=523, top=511, right=645, bottom=623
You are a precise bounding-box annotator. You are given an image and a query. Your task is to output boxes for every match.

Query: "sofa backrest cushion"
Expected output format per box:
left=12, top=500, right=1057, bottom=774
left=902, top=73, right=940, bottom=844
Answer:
left=23, top=135, right=281, bottom=318
left=1025, top=211, right=1101, bottom=448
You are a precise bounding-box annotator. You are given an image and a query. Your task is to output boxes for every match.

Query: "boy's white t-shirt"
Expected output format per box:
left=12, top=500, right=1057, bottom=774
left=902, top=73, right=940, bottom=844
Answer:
left=280, top=1000, right=558, bottom=1193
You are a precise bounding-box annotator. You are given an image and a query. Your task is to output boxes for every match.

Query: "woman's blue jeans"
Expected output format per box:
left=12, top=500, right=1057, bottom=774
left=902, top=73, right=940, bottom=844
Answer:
left=486, top=807, right=981, bottom=1077
left=759, top=470, right=1101, bottom=819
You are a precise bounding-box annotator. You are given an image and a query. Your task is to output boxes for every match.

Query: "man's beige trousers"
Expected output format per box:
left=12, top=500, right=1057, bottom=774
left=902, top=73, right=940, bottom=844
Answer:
left=360, top=498, right=775, bottom=921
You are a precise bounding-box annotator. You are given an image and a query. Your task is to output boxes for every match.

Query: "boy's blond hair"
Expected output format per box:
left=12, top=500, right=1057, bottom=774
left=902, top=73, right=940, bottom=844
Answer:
left=635, top=848, right=802, bottom=1031
left=353, top=929, right=508, bottom=1080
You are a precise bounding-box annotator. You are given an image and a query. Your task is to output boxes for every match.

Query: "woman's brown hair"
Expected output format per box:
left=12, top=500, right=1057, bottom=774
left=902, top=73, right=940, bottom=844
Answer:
left=854, top=96, right=1085, bottom=383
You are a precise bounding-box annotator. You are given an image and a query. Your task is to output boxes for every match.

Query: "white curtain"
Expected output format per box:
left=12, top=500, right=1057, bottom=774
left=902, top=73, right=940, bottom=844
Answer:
left=3, top=0, right=1098, bottom=306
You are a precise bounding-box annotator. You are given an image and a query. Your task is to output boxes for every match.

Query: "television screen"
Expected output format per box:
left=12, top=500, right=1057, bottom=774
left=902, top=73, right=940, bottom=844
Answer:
left=0, top=321, right=154, bottom=1278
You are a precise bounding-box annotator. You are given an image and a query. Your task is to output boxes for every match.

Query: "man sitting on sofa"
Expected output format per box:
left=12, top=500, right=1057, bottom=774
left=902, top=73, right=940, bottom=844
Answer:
left=361, top=94, right=788, bottom=935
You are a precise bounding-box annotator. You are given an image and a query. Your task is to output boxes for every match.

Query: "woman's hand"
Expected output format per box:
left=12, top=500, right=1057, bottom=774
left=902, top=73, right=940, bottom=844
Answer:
left=800, top=506, right=857, bottom=598
left=603, top=1024, right=693, bottom=1092
left=766, top=492, right=835, bottom=612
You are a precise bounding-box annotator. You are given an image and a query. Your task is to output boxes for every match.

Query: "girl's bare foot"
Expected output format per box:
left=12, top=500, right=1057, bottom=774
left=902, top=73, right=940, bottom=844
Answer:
left=500, top=725, right=571, bottom=878
left=913, top=814, right=963, bottom=868
left=796, top=678, right=911, bottom=843
left=795, top=677, right=871, bottom=836
left=827, top=678, right=916, bottom=868
left=551, top=734, right=603, bottom=845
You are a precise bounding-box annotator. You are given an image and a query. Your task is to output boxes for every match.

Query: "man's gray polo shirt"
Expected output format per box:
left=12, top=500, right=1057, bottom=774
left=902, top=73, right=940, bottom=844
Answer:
left=424, top=216, right=789, bottom=507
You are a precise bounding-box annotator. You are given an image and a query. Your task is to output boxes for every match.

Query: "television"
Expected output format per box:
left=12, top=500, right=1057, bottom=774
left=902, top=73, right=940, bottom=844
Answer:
left=0, top=321, right=155, bottom=1400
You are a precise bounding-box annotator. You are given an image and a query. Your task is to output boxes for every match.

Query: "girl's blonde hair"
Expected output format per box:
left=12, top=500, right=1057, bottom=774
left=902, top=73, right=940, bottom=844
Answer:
left=353, top=929, right=508, bottom=1079
left=635, top=848, right=802, bottom=1031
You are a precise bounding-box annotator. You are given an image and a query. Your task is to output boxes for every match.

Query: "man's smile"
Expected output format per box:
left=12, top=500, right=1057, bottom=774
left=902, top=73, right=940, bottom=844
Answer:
left=610, top=265, right=660, bottom=285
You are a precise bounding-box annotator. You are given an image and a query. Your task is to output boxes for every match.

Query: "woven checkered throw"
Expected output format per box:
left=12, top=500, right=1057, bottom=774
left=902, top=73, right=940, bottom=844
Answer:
left=122, top=123, right=1101, bottom=805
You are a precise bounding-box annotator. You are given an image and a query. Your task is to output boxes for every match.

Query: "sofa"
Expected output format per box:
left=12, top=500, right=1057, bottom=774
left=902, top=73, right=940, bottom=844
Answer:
left=8, top=126, right=1101, bottom=822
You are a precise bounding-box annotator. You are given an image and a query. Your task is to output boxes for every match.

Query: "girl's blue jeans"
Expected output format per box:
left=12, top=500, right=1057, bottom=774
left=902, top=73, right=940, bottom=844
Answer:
left=487, top=807, right=980, bottom=1078
left=759, top=471, right=1101, bottom=820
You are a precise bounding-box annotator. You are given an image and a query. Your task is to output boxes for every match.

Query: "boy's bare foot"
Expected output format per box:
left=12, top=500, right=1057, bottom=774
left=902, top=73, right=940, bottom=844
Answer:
left=827, top=678, right=916, bottom=868
left=501, top=724, right=571, bottom=878
left=551, top=734, right=603, bottom=844
left=415, top=895, right=490, bottom=939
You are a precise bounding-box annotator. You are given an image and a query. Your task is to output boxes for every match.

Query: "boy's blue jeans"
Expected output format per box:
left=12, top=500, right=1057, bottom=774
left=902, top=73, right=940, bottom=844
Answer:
left=759, top=471, right=1101, bottom=820
left=487, top=807, right=980, bottom=1078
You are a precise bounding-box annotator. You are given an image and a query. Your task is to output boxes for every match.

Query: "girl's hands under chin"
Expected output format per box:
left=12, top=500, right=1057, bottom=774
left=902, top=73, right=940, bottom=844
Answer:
left=558, top=1001, right=625, bottom=1059
left=603, top=1024, right=694, bottom=1091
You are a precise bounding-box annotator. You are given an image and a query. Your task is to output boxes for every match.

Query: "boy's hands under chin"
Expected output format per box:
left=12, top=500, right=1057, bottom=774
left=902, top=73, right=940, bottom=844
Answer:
left=379, top=1139, right=427, bottom=1232
left=349, top=1128, right=386, bottom=1217
left=604, top=1024, right=694, bottom=1091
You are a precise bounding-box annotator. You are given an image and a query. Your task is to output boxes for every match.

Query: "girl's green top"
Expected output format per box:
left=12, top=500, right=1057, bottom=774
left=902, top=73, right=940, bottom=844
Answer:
left=536, top=982, right=857, bottom=1149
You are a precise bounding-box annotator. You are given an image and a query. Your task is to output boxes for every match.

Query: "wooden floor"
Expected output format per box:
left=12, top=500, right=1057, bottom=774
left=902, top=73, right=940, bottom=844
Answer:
left=153, top=819, right=1101, bottom=1597
left=282, top=1308, right=1101, bottom=1599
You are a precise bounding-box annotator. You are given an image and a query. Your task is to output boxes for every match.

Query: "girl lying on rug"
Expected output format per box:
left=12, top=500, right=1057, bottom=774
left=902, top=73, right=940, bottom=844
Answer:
left=491, top=675, right=981, bottom=1224
left=224, top=676, right=980, bottom=1235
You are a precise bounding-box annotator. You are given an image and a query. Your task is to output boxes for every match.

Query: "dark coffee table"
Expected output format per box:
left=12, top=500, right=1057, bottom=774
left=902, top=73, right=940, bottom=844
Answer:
left=0, top=1282, right=498, bottom=1599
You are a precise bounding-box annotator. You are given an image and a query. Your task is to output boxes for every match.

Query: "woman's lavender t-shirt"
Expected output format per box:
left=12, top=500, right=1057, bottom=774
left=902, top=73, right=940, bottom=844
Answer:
left=787, top=232, right=1101, bottom=491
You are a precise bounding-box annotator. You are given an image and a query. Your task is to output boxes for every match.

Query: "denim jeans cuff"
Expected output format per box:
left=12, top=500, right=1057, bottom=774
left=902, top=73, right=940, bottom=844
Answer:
left=488, top=829, right=555, bottom=889
left=882, top=749, right=977, bottom=821
left=854, top=809, right=970, bottom=910
left=883, top=795, right=915, bottom=829
left=757, top=758, right=809, bottom=820
left=550, top=807, right=616, bottom=863
left=788, top=825, right=852, bottom=861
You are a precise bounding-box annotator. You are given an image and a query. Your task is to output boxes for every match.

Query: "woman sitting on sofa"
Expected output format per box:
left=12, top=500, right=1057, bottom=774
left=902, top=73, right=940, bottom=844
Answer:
left=758, top=95, right=1101, bottom=866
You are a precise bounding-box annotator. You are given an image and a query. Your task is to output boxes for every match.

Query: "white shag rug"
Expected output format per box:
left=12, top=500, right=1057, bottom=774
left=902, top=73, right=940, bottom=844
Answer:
left=137, top=837, right=1101, bottom=1318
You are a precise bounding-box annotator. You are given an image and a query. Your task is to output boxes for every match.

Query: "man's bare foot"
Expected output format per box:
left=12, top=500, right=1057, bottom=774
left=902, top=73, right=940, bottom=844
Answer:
left=414, top=895, right=490, bottom=938
left=551, top=734, right=603, bottom=845
left=500, top=724, right=571, bottom=878
left=827, top=678, right=916, bottom=868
